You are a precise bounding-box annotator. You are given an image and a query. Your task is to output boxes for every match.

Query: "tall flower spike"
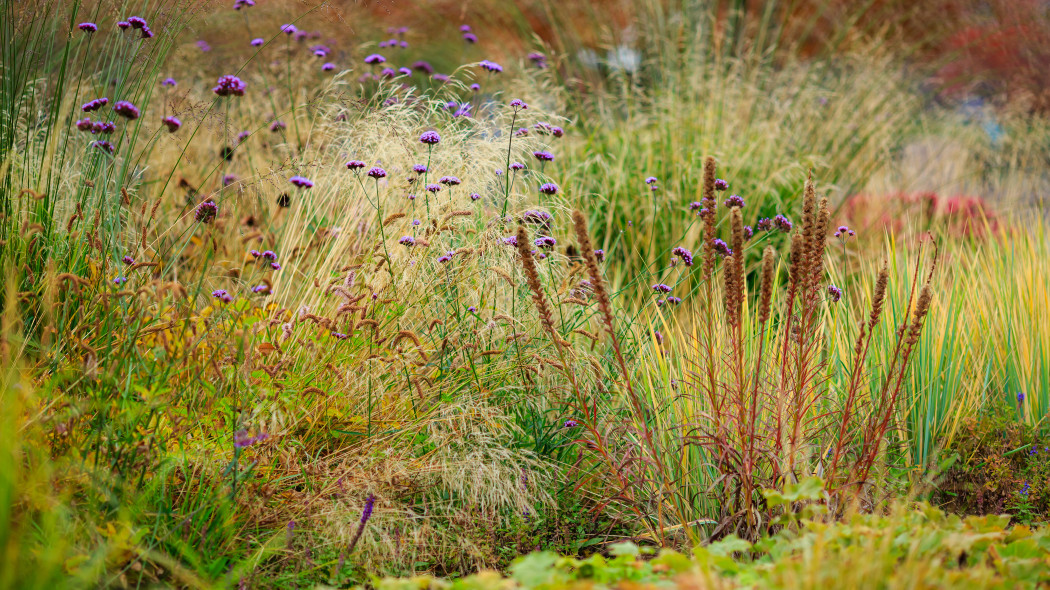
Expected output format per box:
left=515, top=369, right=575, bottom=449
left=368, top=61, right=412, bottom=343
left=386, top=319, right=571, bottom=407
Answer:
left=701, top=156, right=718, bottom=281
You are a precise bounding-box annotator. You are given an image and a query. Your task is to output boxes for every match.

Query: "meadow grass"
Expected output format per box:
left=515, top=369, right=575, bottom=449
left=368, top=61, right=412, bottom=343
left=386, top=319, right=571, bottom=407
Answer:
left=2, top=0, right=1050, bottom=587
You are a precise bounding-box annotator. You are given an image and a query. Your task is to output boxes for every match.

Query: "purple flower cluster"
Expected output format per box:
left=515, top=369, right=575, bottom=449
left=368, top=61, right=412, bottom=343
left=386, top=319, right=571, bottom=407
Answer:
left=368, top=167, right=387, bottom=179
left=724, top=194, right=745, bottom=208
left=425, top=183, right=441, bottom=193
left=534, top=236, right=557, bottom=249
left=539, top=183, right=559, bottom=195
left=594, top=249, right=605, bottom=262
left=533, top=150, right=554, bottom=162
left=714, top=178, right=729, bottom=191
left=195, top=200, right=218, bottom=223
left=212, top=289, right=233, bottom=303
left=78, top=22, right=97, bottom=33
left=419, top=130, right=441, bottom=145
left=346, top=160, right=366, bottom=171
left=652, top=283, right=672, bottom=293
left=82, top=97, right=108, bottom=112
left=213, top=75, right=247, bottom=97
left=398, top=236, right=416, bottom=247
left=672, top=246, right=693, bottom=266
left=834, top=225, right=856, bottom=238
left=439, top=176, right=460, bottom=186
left=479, top=60, right=503, bottom=73
left=289, top=175, right=314, bottom=189
left=364, top=53, right=386, bottom=65
left=712, top=238, right=733, bottom=257
left=509, top=99, right=528, bottom=109
left=234, top=429, right=269, bottom=448
left=827, top=284, right=843, bottom=303
left=756, top=214, right=792, bottom=232
left=529, top=52, right=547, bottom=68
left=90, top=140, right=114, bottom=153
left=112, top=100, right=140, bottom=120
left=162, top=116, right=181, bottom=132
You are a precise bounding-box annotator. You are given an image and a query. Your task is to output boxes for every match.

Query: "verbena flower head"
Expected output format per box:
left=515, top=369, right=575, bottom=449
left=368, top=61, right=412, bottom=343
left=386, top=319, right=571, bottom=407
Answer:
left=672, top=246, right=693, bottom=266
left=460, top=24, right=472, bottom=32
left=594, top=249, right=605, bottom=262
left=470, top=83, right=481, bottom=92
left=222, top=174, right=238, bottom=187
left=522, top=210, right=553, bottom=226
left=161, top=77, right=177, bottom=87
left=270, top=262, right=281, bottom=270
left=438, top=251, right=454, bottom=263
left=743, top=225, right=753, bottom=240
left=398, top=236, right=415, bottom=247
left=117, top=21, right=130, bottom=30
left=90, top=140, right=114, bottom=153
left=112, top=100, right=140, bottom=119
left=128, top=16, right=147, bottom=29
left=724, top=194, right=745, bottom=208
left=712, top=238, right=732, bottom=257
left=539, top=182, right=559, bottom=195
left=251, top=37, right=264, bottom=47
left=529, top=52, right=547, bottom=67
left=827, top=284, right=843, bottom=303
left=398, top=67, right=411, bottom=76
left=714, top=178, right=729, bottom=191
left=280, top=24, right=297, bottom=35
left=756, top=217, right=772, bottom=231
left=122, top=255, right=135, bottom=265
left=645, top=176, right=658, bottom=185
left=564, top=419, right=578, bottom=428
left=533, top=150, right=554, bottom=162
left=269, top=120, right=286, bottom=132
left=834, top=225, right=856, bottom=238
left=439, top=176, right=460, bottom=186
left=667, top=296, right=682, bottom=305
left=419, top=130, right=441, bottom=145
left=237, top=130, right=250, bottom=142
left=346, top=160, right=366, bottom=171
left=773, top=214, right=793, bottom=232
left=514, top=127, right=529, bottom=137
left=479, top=60, right=503, bottom=73
left=1018, top=391, right=1025, bottom=402
left=78, top=22, right=98, bottom=33
left=462, top=32, right=478, bottom=43
left=652, top=283, right=672, bottom=293
left=322, top=62, right=335, bottom=71
left=425, top=183, right=441, bottom=193
left=195, top=200, right=218, bottom=223
left=502, top=235, right=518, bottom=246
left=411, top=164, right=427, bottom=175
left=82, top=97, right=108, bottom=112
left=212, top=289, right=233, bottom=303
left=289, top=175, right=313, bottom=189
left=197, top=40, right=211, bottom=52
left=92, top=121, right=115, bottom=134
left=76, top=118, right=93, bottom=131
left=367, top=167, right=387, bottom=179
left=213, top=75, right=246, bottom=97
left=510, top=162, right=525, bottom=171
left=380, top=67, right=396, bottom=78
left=412, top=60, right=433, bottom=74
left=535, top=236, right=557, bottom=249
left=234, top=0, right=255, bottom=9
left=470, top=193, right=481, bottom=201
left=432, top=73, right=450, bottom=82
left=140, top=26, right=154, bottom=39
left=162, top=116, right=181, bottom=132
left=364, top=53, right=386, bottom=65
left=113, top=276, right=127, bottom=285
left=453, top=103, right=473, bottom=117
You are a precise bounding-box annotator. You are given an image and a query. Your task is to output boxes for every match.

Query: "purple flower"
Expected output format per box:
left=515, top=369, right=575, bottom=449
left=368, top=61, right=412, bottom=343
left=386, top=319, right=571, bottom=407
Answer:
left=438, top=251, right=454, bottom=263
left=756, top=217, right=772, bottom=231
left=412, top=164, right=427, bottom=174
left=724, top=194, right=745, bottom=208
left=773, top=214, right=792, bottom=232
left=212, top=289, right=233, bottom=303
left=432, top=73, right=450, bottom=83
left=672, top=246, right=693, bottom=266
left=652, top=283, right=672, bottom=293
left=160, top=77, right=177, bottom=87
left=90, top=140, right=114, bottom=153
left=380, top=67, right=396, bottom=78
left=714, top=178, right=729, bottom=191
left=1018, top=392, right=1026, bottom=403
left=197, top=40, right=212, bottom=52
left=194, top=200, right=218, bottom=223
left=237, top=130, right=250, bottom=142
left=82, top=97, right=108, bottom=112
left=112, top=100, right=140, bottom=120
left=117, top=21, right=130, bottom=30
left=234, top=0, right=255, bottom=9
left=122, top=255, right=135, bottom=265
left=510, top=162, right=525, bottom=171
left=290, top=176, right=314, bottom=189
left=439, top=176, right=460, bottom=186
left=322, top=62, right=335, bottom=71
left=361, top=494, right=375, bottom=524
left=346, top=160, right=366, bottom=171
left=564, top=419, right=578, bottom=428
left=539, top=183, right=559, bottom=195
left=712, top=239, right=732, bottom=257
left=412, top=60, right=433, bottom=74
left=522, top=210, right=553, bottom=226
left=529, top=52, right=547, bottom=67
left=162, top=116, right=181, bottom=132
left=743, top=226, right=753, bottom=240
left=469, top=193, right=481, bottom=201
left=270, top=262, right=281, bottom=270
left=367, top=167, right=387, bottom=179
left=470, top=83, right=481, bottom=92
left=533, top=150, right=554, bottom=162
left=425, top=183, right=441, bottom=193
left=453, top=103, right=473, bottom=117
left=78, top=22, right=98, bottom=33
left=249, top=250, right=261, bottom=258
left=462, top=32, right=478, bottom=43
left=280, top=24, right=297, bottom=35
left=222, top=174, right=238, bottom=187
left=398, top=236, right=415, bottom=247
left=460, top=24, right=472, bottom=32
left=479, top=60, right=503, bottom=73
left=364, top=54, right=386, bottom=65
left=398, top=67, right=411, bottom=76
left=645, top=176, right=658, bottom=185
left=514, top=127, right=529, bottom=137
left=535, top=236, right=557, bottom=250
left=76, top=118, right=93, bottom=131
left=140, top=26, right=153, bottom=39
left=594, top=249, right=605, bottom=262
left=502, top=235, right=518, bottom=247
left=91, top=121, right=115, bottom=134
left=213, top=75, right=247, bottom=97
left=551, top=126, right=564, bottom=138
left=127, top=16, right=147, bottom=29
left=827, top=285, right=843, bottom=303
left=420, top=130, right=441, bottom=145
left=113, top=276, right=127, bottom=285
left=270, top=120, right=286, bottom=132
left=834, top=225, right=856, bottom=238
left=667, top=296, right=682, bottom=305
left=251, top=37, right=264, bottom=47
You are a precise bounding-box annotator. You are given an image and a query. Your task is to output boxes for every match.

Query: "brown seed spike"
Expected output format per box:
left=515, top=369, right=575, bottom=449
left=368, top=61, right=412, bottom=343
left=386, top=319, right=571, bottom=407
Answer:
left=516, top=226, right=559, bottom=346
left=758, top=247, right=777, bottom=325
